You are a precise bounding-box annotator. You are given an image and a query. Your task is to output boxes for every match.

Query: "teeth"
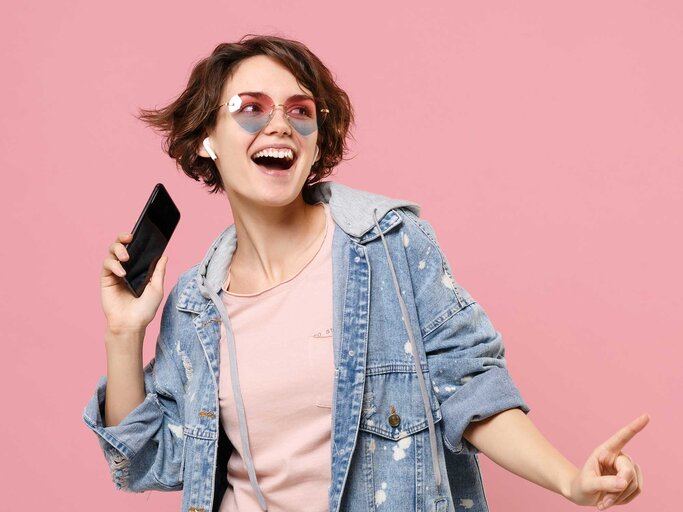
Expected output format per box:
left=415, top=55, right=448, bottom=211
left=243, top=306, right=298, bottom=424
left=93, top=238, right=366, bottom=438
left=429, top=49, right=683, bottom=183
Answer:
left=252, top=148, right=294, bottom=160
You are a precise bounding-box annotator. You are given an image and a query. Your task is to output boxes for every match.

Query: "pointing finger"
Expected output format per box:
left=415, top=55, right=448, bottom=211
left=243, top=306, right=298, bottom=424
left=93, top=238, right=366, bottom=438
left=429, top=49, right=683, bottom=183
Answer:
left=599, top=414, right=650, bottom=454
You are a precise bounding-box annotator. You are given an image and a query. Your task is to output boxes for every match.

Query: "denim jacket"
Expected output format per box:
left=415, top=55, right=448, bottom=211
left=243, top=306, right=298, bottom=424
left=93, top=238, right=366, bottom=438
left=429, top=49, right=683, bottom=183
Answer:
left=83, top=181, right=530, bottom=512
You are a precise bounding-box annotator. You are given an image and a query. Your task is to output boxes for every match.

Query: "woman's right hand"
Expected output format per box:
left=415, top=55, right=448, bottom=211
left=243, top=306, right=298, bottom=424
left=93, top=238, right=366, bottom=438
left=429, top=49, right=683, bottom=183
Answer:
left=100, top=232, right=168, bottom=335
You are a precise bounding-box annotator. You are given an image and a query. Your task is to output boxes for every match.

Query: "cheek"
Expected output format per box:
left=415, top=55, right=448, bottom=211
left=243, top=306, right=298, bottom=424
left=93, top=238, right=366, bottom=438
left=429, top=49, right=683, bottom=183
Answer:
left=214, top=128, right=252, bottom=160
left=303, top=139, right=318, bottom=159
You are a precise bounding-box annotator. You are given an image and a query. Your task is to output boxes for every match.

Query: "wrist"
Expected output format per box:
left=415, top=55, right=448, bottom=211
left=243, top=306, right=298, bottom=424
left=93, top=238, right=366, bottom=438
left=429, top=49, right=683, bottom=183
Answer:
left=106, top=321, right=147, bottom=336
left=104, top=327, right=145, bottom=353
left=559, top=465, right=580, bottom=501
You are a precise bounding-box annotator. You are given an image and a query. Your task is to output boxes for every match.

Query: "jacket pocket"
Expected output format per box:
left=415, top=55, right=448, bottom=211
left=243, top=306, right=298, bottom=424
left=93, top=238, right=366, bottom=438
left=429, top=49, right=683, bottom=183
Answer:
left=355, top=364, right=443, bottom=511
left=359, top=363, right=442, bottom=438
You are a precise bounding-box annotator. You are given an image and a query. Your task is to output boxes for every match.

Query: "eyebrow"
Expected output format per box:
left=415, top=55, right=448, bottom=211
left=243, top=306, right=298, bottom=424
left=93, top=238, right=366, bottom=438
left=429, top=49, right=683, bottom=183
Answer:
left=239, top=91, right=315, bottom=102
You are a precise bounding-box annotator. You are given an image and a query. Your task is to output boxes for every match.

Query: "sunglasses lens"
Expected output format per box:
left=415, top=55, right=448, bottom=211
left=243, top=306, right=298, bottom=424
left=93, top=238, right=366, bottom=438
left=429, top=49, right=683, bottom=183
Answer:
left=227, top=94, right=267, bottom=133
left=228, top=93, right=321, bottom=135
left=286, top=98, right=318, bottom=136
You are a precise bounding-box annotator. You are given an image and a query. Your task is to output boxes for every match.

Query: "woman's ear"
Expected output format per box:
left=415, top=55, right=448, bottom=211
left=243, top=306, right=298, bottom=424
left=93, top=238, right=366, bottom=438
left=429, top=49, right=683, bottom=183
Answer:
left=198, top=137, right=218, bottom=160
left=196, top=137, right=209, bottom=158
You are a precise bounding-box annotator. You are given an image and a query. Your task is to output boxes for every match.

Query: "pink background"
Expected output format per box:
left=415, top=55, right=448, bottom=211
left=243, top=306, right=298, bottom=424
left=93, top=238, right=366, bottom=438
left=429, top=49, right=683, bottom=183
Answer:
left=0, top=1, right=679, bottom=511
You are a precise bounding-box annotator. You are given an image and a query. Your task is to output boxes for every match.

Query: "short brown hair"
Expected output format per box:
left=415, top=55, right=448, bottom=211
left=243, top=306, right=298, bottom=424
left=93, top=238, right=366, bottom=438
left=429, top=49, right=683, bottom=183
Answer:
left=136, top=34, right=355, bottom=197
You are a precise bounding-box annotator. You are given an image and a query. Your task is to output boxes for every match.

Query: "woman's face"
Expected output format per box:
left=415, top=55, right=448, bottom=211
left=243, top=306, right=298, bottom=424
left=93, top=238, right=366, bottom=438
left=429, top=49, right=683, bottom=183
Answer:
left=201, top=55, right=321, bottom=208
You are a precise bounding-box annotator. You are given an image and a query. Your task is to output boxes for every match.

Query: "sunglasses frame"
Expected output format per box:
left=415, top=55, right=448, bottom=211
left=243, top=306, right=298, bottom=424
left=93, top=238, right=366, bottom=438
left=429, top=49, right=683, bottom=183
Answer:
left=214, top=92, right=330, bottom=135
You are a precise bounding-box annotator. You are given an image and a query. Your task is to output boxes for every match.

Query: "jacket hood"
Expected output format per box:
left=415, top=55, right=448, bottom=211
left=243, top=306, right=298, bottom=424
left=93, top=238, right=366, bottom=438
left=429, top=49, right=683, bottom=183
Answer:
left=195, top=181, right=421, bottom=300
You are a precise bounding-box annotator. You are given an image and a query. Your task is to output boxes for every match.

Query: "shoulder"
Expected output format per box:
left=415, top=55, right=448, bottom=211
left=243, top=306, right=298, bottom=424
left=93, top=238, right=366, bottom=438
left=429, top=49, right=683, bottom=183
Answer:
left=163, top=263, right=200, bottom=303
left=177, top=263, right=201, bottom=290
left=395, top=207, right=442, bottom=248
left=158, top=263, right=202, bottom=325
left=395, top=206, right=475, bottom=310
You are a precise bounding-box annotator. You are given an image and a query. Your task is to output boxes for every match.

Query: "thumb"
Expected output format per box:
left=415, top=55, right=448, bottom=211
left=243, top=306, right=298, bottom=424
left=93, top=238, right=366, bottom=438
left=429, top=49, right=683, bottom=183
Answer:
left=149, top=255, right=168, bottom=290
left=586, top=474, right=628, bottom=495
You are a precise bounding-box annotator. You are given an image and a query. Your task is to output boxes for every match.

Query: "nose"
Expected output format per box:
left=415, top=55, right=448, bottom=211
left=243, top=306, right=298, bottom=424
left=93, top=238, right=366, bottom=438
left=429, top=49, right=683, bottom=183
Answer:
left=264, top=105, right=292, bottom=135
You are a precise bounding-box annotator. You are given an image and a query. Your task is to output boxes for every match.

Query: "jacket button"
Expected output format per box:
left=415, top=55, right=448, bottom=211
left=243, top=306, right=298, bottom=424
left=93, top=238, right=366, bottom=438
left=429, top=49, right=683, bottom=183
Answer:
left=388, top=405, right=401, bottom=428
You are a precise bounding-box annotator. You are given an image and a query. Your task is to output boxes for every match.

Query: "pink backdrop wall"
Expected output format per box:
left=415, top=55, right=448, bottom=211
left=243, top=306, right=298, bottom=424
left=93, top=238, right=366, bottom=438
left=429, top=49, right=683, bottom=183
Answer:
left=0, top=1, right=679, bottom=510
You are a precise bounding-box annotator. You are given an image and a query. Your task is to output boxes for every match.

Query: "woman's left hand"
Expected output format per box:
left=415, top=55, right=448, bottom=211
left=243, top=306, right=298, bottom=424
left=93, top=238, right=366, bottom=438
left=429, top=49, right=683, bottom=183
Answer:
left=567, top=414, right=649, bottom=509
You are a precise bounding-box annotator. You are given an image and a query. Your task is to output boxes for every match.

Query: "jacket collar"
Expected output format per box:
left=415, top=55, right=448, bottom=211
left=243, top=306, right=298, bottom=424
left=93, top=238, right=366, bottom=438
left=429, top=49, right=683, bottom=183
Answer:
left=307, top=181, right=420, bottom=239
left=176, top=181, right=421, bottom=312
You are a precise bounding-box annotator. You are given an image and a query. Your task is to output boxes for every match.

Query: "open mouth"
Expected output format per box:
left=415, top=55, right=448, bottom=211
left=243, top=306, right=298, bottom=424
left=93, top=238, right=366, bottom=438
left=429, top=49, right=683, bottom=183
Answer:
left=251, top=154, right=296, bottom=171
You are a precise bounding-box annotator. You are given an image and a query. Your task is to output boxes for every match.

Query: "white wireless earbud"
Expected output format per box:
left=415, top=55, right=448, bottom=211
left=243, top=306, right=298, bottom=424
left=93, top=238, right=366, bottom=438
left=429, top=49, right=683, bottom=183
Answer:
left=203, top=137, right=218, bottom=161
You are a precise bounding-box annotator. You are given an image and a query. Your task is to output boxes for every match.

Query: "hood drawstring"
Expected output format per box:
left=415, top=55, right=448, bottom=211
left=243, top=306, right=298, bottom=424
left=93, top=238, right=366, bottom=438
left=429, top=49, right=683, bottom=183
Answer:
left=199, top=277, right=269, bottom=511
left=372, top=208, right=443, bottom=493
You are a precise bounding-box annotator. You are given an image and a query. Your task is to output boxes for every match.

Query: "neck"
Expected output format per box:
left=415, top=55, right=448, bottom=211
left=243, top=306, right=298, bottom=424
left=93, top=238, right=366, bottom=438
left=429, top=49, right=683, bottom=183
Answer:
left=226, top=191, right=326, bottom=287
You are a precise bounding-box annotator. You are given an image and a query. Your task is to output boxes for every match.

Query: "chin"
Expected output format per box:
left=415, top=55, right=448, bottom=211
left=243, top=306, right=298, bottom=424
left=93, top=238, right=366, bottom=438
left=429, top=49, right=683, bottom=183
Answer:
left=224, top=164, right=310, bottom=205
left=252, top=181, right=308, bottom=207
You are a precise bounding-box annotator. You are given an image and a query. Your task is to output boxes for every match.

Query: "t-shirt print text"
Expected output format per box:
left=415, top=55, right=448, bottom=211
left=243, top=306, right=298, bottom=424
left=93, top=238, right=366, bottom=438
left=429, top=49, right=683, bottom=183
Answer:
left=312, top=327, right=333, bottom=338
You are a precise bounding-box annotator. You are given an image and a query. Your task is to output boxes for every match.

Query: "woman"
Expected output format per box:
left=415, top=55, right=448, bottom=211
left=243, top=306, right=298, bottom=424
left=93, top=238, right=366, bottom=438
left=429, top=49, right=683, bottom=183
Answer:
left=83, top=35, right=647, bottom=512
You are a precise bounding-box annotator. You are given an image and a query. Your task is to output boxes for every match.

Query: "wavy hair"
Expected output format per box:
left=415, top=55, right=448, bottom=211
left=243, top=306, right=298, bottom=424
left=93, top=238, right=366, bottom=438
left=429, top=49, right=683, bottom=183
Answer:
left=136, top=34, right=355, bottom=198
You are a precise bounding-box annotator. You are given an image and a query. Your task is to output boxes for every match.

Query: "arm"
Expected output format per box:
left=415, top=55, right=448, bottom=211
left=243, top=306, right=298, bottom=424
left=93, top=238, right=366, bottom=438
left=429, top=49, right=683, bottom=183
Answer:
left=98, top=234, right=166, bottom=428
left=103, top=327, right=146, bottom=427
left=462, top=394, right=649, bottom=511
left=82, top=280, right=188, bottom=492
left=400, top=209, right=646, bottom=510
left=463, top=408, right=578, bottom=498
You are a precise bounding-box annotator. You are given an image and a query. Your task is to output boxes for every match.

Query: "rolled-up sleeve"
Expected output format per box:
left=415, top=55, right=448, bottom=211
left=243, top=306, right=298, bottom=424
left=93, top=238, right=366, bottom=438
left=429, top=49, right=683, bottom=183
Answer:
left=424, top=299, right=530, bottom=455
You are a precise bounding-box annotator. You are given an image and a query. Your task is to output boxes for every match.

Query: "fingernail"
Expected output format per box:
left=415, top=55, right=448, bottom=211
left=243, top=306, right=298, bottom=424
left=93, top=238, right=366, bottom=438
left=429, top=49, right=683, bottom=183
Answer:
left=604, top=497, right=614, bottom=508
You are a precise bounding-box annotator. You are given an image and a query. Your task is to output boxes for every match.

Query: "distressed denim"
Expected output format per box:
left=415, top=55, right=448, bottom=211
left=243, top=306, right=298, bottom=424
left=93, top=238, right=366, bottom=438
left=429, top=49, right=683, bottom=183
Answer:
left=83, top=181, right=531, bottom=512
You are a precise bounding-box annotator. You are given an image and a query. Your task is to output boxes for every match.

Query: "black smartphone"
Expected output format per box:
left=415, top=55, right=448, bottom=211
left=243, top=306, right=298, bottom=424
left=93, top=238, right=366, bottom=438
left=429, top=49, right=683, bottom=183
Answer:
left=121, top=183, right=181, bottom=297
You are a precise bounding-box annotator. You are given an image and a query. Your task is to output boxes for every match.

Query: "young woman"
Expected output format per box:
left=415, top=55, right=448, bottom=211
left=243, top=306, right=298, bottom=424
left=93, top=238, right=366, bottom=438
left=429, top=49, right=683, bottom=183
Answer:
left=83, top=35, right=647, bottom=512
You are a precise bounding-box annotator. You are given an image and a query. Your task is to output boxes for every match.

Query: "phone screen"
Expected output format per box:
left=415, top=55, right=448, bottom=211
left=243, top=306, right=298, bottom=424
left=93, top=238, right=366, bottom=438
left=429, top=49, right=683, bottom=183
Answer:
left=121, top=183, right=180, bottom=297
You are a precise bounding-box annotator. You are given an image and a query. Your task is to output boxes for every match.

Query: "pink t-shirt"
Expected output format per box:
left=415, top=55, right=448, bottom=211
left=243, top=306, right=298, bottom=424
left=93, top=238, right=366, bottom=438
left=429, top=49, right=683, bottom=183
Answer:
left=218, top=202, right=335, bottom=512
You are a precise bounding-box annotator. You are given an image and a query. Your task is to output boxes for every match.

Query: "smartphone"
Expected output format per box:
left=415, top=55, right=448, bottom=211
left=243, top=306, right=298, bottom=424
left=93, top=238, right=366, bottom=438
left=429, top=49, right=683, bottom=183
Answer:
left=121, top=183, right=181, bottom=297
